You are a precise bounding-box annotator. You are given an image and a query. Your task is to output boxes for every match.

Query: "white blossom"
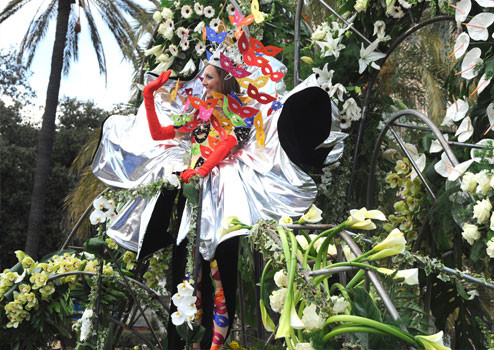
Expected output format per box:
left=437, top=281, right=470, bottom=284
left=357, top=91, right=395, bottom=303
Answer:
left=461, top=223, right=480, bottom=245
left=269, top=288, right=287, bottom=313
left=301, top=304, right=325, bottom=330
left=473, top=198, right=492, bottom=224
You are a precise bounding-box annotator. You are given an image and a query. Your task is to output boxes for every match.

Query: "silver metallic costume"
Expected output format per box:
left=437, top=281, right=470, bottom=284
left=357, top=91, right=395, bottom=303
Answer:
left=92, top=58, right=334, bottom=260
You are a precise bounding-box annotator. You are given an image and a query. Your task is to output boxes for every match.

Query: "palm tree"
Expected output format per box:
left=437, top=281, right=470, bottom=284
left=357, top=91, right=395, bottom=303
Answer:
left=0, top=0, right=157, bottom=258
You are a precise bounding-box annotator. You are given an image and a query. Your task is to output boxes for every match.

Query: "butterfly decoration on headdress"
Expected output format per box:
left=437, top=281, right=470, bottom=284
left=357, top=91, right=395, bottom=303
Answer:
left=205, top=26, right=228, bottom=45
left=229, top=10, right=255, bottom=39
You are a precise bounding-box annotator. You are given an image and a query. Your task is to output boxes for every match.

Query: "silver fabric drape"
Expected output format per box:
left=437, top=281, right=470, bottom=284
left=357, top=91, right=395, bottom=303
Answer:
left=92, top=58, right=328, bottom=260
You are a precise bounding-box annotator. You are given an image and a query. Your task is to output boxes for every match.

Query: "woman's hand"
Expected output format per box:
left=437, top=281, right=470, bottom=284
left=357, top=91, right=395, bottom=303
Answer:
left=143, top=70, right=172, bottom=99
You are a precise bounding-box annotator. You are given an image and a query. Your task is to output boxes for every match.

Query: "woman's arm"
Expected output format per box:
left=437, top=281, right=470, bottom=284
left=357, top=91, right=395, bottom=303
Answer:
left=143, top=71, right=176, bottom=140
left=180, top=134, right=238, bottom=183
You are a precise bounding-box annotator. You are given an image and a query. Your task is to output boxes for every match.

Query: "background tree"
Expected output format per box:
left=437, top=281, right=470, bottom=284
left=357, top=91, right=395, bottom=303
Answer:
left=0, top=0, right=157, bottom=258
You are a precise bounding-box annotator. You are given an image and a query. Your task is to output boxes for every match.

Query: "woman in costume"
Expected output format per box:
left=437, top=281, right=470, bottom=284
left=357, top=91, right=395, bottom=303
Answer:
left=92, top=30, right=336, bottom=349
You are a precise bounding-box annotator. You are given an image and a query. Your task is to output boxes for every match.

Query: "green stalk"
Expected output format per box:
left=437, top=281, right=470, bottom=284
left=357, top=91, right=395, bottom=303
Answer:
left=328, top=283, right=350, bottom=303
left=302, top=221, right=349, bottom=269
left=275, top=227, right=297, bottom=339
left=345, top=269, right=365, bottom=289
left=260, top=259, right=273, bottom=302
left=324, top=315, right=417, bottom=345
left=323, top=325, right=389, bottom=342
left=313, top=262, right=380, bottom=285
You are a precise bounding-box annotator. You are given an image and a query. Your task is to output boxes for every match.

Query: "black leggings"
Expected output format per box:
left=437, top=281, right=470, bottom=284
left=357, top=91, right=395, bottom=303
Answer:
left=141, top=190, right=239, bottom=349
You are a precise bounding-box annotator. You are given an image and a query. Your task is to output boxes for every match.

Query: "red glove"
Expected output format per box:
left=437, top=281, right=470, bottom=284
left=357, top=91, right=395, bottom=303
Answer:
left=143, top=71, right=176, bottom=140
left=180, top=135, right=238, bottom=183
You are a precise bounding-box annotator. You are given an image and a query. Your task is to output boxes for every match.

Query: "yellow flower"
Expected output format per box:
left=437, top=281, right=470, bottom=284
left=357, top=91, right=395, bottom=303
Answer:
left=300, top=56, right=314, bottom=65
left=347, top=207, right=386, bottom=230
left=373, top=228, right=406, bottom=251
left=415, top=331, right=450, bottom=350
left=298, top=205, right=323, bottom=224
left=278, top=215, right=293, bottom=225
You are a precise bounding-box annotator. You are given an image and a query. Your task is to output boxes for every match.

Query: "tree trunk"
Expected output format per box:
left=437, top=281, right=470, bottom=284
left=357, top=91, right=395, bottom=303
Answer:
left=24, top=0, right=71, bottom=258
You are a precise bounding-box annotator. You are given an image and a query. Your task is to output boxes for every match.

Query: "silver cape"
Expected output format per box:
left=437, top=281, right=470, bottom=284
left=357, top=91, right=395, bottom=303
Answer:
left=92, top=58, right=324, bottom=260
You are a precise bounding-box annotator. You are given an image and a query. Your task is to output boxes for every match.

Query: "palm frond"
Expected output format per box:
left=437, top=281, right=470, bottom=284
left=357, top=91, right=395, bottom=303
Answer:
left=62, top=11, right=81, bottom=76
left=82, top=4, right=107, bottom=79
left=0, top=0, right=34, bottom=23
left=17, top=0, right=58, bottom=67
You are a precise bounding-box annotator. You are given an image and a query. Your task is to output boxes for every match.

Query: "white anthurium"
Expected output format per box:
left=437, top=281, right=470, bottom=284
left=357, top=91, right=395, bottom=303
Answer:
left=179, top=58, right=196, bottom=76
left=474, top=73, right=492, bottom=95
left=465, top=12, right=494, bottom=41
left=312, top=63, right=334, bottom=86
left=403, top=142, right=419, bottom=159
left=409, top=153, right=426, bottom=182
left=460, top=48, right=482, bottom=80
left=486, top=103, right=494, bottom=134
left=442, top=99, right=469, bottom=126
left=453, top=32, right=470, bottom=59
left=475, top=0, right=494, bottom=7
left=358, top=40, right=387, bottom=74
left=434, top=151, right=475, bottom=181
left=454, top=0, right=471, bottom=25
left=429, top=134, right=449, bottom=153
left=455, top=116, right=474, bottom=142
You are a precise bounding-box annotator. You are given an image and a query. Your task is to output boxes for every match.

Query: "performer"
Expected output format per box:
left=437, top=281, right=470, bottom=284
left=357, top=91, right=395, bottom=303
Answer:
left=92, top=31, right=335, bottom=349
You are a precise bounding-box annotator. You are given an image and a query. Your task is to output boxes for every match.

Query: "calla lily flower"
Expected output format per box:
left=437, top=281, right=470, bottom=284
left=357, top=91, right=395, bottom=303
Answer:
left=464, top=12, right=494, bottom=41
left=377, top=268, right=419, bottom=285
left=358, top=40, right=386, bottom=74
left=349, top=207, right=387, bottom=221
left=368, top=244, right=405, bottom=260
left=452, top=32, right=470, bottom=59
left=455, top=116, right=474, bottom=142
left=278, top=215, right=293, bottom=225
left=460, top=48, right=482, bottom=80
left=415, top=331, right=451, bottom=350
left=260, top=299, right=276, bottom=332
left=298, top=205, right=323, bottom=224
left=434, top=151, right=474, bottom=181
left=290, top=304, right=305, bottom=329
left=475, top=0, right=494, bottom=6
left=373, top=228, right=406, bottom=252
left=454, top=0, right=471, bottom=25
left=429, top=134, right=449, bottom=153
left=350, top=219, right=377, bottom=230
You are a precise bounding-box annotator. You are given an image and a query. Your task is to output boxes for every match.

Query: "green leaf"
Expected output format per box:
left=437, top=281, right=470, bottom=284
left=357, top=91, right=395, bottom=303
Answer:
left=191, top=324, right=206, bottom=343
left=84, top=237, right=107, bottom=256
left=183, top=182, right=199, bottom=206
left=351, top=287, right=386, bottom=349
left=470, top=240, right=484, bottom=262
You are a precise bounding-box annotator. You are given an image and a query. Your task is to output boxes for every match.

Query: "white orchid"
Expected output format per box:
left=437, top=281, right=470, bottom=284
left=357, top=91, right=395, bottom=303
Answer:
left=455, top=116, right=474, bottom=142
left=465, top=12, right=494, bottom=41
left=358, top=40, right=386, bottom=74
left=460, top=48, right=482, bottom=80
left=409, top=153, right=426, bottom=181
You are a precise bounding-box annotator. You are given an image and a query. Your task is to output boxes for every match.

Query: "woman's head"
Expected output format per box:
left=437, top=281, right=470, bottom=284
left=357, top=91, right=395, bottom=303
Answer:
left=202, top=64, right=240, bottom=99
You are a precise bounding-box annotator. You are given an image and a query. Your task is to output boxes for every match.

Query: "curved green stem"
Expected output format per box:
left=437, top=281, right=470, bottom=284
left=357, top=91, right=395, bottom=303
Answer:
left=328, top=283, right=350, bottom=303
left=346, top=269, right=366, bottom=289
left=323, top=325, right=389, bottom=342
left=302, top=221, right=349, bottom=269
left=313, top=262, right=380, bottom=285
left=324, top=315, right=417, bottom=345
left=260, top=259, right=273, bottom=302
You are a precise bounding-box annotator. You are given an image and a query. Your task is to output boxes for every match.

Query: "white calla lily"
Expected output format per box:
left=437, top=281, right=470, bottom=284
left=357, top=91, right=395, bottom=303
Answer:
left=465, top=12, right=494, bottom=41
left=290, top=304, right=306, bottom=329
left=460, top=48, right=482, bottom=80
left=415, top=331, right=450, bottom=350
left=455, top=116, right=474, bottom=142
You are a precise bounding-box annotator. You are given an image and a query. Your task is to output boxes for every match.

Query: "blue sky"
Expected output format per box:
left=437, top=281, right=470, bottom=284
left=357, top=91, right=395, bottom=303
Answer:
left=0, top=1, right=152, bottom=119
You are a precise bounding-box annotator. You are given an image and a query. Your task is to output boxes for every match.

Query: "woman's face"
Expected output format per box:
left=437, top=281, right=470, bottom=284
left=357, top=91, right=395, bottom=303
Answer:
left=202, top=65, right=222, bottom=99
